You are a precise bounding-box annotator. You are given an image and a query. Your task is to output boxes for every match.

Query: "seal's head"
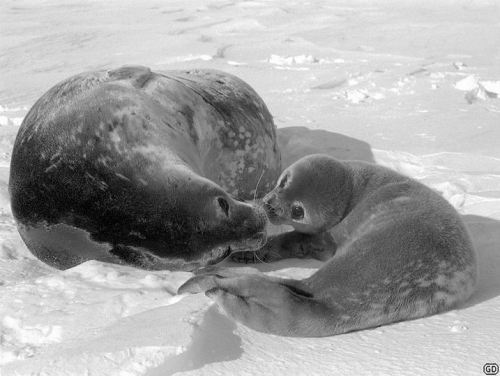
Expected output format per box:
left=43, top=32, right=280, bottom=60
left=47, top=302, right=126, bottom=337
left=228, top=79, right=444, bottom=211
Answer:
left=155, top=172, right=268, bottom=270
left=262, top=154, right=353, bottom=234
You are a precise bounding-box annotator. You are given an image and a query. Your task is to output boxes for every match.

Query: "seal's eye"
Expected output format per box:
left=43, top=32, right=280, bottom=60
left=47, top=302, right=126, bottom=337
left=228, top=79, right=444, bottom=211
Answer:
left=278, top=174, right=288, bottom=188
left=291, top=204, right=304, bottom=220
left=217, top=197, right=230, bottom=217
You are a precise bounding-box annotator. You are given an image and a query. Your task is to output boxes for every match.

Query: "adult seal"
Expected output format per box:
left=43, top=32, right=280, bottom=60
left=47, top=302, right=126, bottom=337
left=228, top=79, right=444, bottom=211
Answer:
left=179, top=154, right=477, bottom=337
left=9, top=66, right=280, bottom=271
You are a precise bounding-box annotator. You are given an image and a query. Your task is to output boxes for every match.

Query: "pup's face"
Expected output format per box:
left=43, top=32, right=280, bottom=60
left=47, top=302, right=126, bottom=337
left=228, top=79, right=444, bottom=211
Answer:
left=262, top=154, right=352, bottom=234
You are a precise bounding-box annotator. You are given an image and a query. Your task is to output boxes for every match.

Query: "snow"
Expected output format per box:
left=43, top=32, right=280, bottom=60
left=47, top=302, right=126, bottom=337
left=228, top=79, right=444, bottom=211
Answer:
left=1, top=0, right=500, bottom=375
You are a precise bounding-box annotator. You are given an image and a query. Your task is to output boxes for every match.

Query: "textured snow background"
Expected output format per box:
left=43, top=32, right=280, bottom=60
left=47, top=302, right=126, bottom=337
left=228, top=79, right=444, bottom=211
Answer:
left=1, top=0, right=500, bottom=375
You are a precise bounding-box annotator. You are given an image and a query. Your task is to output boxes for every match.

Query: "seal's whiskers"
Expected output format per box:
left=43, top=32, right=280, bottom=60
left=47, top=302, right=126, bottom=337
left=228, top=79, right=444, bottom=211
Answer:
left=253, top=168, right=266, bottom=202
left=253, top=250, right=269, bottom=264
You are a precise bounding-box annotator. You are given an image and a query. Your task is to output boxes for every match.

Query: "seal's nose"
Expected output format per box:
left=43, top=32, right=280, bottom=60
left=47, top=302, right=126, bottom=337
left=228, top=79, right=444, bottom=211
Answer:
left=263, top=192, right=274, bottom=205
left=263, top=193, right=277, bottom=213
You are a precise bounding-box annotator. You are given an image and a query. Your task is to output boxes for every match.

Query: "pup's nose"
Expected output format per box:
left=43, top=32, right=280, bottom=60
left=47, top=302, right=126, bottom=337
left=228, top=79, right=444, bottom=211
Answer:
left=263, top=193, right=276, bottom=210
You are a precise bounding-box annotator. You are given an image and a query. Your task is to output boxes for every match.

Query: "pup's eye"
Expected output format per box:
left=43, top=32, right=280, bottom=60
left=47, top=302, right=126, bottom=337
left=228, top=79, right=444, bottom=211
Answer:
left=291, top=204, right=304, bottom=220
left=217, top=197, right=230, bottom=217
left=278, top=174, right=288, bottom=188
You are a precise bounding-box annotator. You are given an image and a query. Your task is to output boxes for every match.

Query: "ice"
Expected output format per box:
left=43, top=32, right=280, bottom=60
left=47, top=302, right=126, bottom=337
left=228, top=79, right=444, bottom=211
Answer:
left=2, top=315, right=62, bottom=345
left=1, top=0, right=500, bottom=375
left=454, top=75, right=479, bottom=91
left=480, top=80, right=500, bottom=96
left=0, top=116, right=23, bottom=126
left=454, top=75, right=500, bottom=103
left=268, top=54, right=322, bottom=66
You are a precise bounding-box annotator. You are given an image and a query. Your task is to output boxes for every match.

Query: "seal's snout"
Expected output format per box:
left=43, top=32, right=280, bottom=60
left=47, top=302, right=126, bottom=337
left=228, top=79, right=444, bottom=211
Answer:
left=263, top=193, right=277, bottom=213
left=262, top=192, right=284, bottom=222
left=263, top=192, right=276, bottom=206
left=264, top=200, right=273, bottom=213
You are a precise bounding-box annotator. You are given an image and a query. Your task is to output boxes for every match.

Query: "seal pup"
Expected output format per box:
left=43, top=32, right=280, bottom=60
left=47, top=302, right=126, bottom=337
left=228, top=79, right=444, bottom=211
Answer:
left=179, top=154, right=477, bottom=337
left=9, top=66, right=280, bottom=271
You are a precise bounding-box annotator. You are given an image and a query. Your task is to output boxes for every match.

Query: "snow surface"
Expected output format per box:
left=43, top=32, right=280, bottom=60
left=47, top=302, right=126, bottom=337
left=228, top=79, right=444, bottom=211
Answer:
left=1, top=0, right=500, bottom=375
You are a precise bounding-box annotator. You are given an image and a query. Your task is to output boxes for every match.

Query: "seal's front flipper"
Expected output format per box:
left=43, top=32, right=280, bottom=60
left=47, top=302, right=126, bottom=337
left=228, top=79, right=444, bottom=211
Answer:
left=177, top=274, right=225, bottom=294
left=199, top=274, right=330, bottom=337
left=178, top=267, right=248, bottom=294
